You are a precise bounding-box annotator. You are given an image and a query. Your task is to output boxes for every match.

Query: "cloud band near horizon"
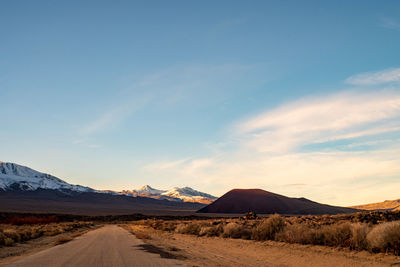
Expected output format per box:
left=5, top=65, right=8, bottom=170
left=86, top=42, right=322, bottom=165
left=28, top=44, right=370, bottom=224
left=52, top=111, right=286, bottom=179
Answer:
left=140, top=69, right=400, bottom=206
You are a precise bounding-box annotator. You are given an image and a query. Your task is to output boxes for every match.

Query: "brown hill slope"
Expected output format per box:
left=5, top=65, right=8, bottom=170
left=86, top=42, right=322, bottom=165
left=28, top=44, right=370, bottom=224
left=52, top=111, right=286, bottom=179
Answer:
left=351, top=199, right=400, bottom=211
left=197, top=189, right=358, bottom=215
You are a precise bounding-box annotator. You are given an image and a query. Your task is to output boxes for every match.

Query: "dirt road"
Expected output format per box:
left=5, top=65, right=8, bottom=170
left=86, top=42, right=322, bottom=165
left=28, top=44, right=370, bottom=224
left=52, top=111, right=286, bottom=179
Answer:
left=2, top=225, right=185, bottom=267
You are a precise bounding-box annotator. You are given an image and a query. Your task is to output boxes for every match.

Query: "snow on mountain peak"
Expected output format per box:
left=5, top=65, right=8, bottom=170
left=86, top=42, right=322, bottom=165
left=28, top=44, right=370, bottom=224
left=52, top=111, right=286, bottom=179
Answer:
left=135, top=185, right=166, bottom=195
left=121, top=185, right=216, bottom=204
left=1, top=162, right=48, bottom=178
left=162, top=186, right=217, bottom=203
left=0, top=162, right=217, bottom=204
left=0, top=162, right=93, bottom=193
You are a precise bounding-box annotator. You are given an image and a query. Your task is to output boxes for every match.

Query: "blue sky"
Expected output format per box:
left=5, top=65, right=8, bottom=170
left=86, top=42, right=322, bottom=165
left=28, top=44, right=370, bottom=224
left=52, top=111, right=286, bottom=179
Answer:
left=1, top=1, right=400, bottom=205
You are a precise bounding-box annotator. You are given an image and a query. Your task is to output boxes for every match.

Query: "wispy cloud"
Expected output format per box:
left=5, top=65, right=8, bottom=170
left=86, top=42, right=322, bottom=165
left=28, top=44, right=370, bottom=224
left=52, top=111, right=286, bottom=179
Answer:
left=381, top=17, right=400, bottom=31
left=140, top=86, right=400, bottom=205
left=81, top=106, right=129, bottom=136
left=79, top=63, right=261, bottom=137
left=143, top=158, right=191, bottom=170
left=79, top=93, right=151, bottom=136
left=345, top=68, right=400, bottom=85
left=236, top=91, right=400, bottom=153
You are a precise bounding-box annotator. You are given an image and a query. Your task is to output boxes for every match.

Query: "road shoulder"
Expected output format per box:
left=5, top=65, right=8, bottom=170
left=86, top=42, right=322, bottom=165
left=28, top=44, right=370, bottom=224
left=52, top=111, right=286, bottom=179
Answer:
left=125, top=224, right=400, bottom=267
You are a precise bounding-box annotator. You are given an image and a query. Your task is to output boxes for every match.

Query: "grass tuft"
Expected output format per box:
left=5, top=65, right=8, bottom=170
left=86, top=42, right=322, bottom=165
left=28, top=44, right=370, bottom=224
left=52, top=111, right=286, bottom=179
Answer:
left=55, top=235, right=73, bottom=245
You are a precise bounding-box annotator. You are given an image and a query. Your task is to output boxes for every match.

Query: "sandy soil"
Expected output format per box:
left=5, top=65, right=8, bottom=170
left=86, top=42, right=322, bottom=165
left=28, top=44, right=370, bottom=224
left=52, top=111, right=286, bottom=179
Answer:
left=128, top=225, right=400, bottom=267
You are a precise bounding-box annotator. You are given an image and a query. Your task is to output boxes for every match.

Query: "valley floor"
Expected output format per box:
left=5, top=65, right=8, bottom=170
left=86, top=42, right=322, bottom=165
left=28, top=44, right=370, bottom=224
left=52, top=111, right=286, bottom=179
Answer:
left=128, top=224, right=400, bottom=267
left=2, top=223, right=400, bottom=267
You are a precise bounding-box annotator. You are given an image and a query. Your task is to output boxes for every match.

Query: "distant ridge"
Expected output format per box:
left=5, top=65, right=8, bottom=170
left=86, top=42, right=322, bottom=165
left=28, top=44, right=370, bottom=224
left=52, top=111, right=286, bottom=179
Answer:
left=0, top=162, right=215, bottom=204
left=122, top=185, right=217, bottom=204
left=0, top=189, right=204, bottom=215
left=197, top=189, right=359, bottom=215
left=351, top=199, right=400, bottom=211
left=0, top=161, right=211, bottom=214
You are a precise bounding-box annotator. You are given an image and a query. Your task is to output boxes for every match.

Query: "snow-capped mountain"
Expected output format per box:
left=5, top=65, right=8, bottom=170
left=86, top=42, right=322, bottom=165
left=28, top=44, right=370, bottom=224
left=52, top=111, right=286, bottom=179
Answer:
left=0, top=162, right=217, bottom=204
left=162, top=187, right=216, bottom=204
left=124, top=185, right=217, bottom=204
left=134, top=185, right=167, bottom=195
left=0, top=162, right=93, bottom=193
left=121, top=185, right=174, bottom=201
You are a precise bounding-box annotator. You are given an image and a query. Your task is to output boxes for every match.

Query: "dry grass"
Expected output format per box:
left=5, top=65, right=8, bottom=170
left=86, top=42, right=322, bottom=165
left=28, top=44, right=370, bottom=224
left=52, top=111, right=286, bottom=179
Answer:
left=175, top=222, right=201, bottom=235
left=350, top=223, right=370, bottom=250
left=199, top=225, right=222, bottom=237
left=0, top=222, right=94, bottom=247
left=70, top=230, right=87, bottom=238
left=222, top=222, right=251, bottom=239
left=317, top=223, right=353, bottom=247
left=135, top=232, right=151, bottom=240
left=367, top=221, right=400, bottom=255
left=276, top=222, right=367, bottom=249
left=128, top=213, right=400, bottom=256
left=54, top=235, right=73, bottom=245
left=252, top=214, right=285, bottom=241
left=275, top=224, right=313, bottom=244
left=122, top=224, right=152, bottom=240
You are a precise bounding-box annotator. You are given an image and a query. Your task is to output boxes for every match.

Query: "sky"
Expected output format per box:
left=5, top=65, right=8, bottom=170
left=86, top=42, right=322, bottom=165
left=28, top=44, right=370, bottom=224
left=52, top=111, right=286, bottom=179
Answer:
left=1, top=0, right=400, bottom=206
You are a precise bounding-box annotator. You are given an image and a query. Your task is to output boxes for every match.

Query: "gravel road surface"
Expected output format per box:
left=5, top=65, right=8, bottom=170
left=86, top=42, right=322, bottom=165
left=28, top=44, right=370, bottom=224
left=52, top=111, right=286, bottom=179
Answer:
left=3, top=225, right=185, bottom=267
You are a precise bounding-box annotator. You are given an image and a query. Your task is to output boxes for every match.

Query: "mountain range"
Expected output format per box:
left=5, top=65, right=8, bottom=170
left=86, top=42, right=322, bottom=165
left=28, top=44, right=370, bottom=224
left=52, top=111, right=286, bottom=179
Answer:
left=1, top=161, right=381, bottom=216
left=0, top=161, right=214, bottom=215
left=121, top=185, right=216, bottom=204
left=0, top=162, right=215, bottom=204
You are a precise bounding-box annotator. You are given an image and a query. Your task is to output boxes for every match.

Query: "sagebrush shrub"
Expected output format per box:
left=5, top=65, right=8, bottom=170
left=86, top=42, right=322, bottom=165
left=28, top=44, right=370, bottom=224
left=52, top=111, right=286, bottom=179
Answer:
left=276, top=221, right=369, bottom=250
left=320, top=223, right=353, bottom=247
left=0, top=221, right=93, bottom=247
left=199, top=225, right=221, bottom=237
left=175, top=223, right=201, bottom=235
left=160, top=222, right=177, bottom=232
left=350, top=223, right=370, bottom=250
left=223, top=223, right=251, bottom=239
left=276, top=224, right=313, bottom=244
left=252, top=214, right=286, bottom=241
left=131, top=216, right=400, bottom=256
left=3, top=229, right=21, bottom=242
left=367, top=221, right=400, bottom=255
